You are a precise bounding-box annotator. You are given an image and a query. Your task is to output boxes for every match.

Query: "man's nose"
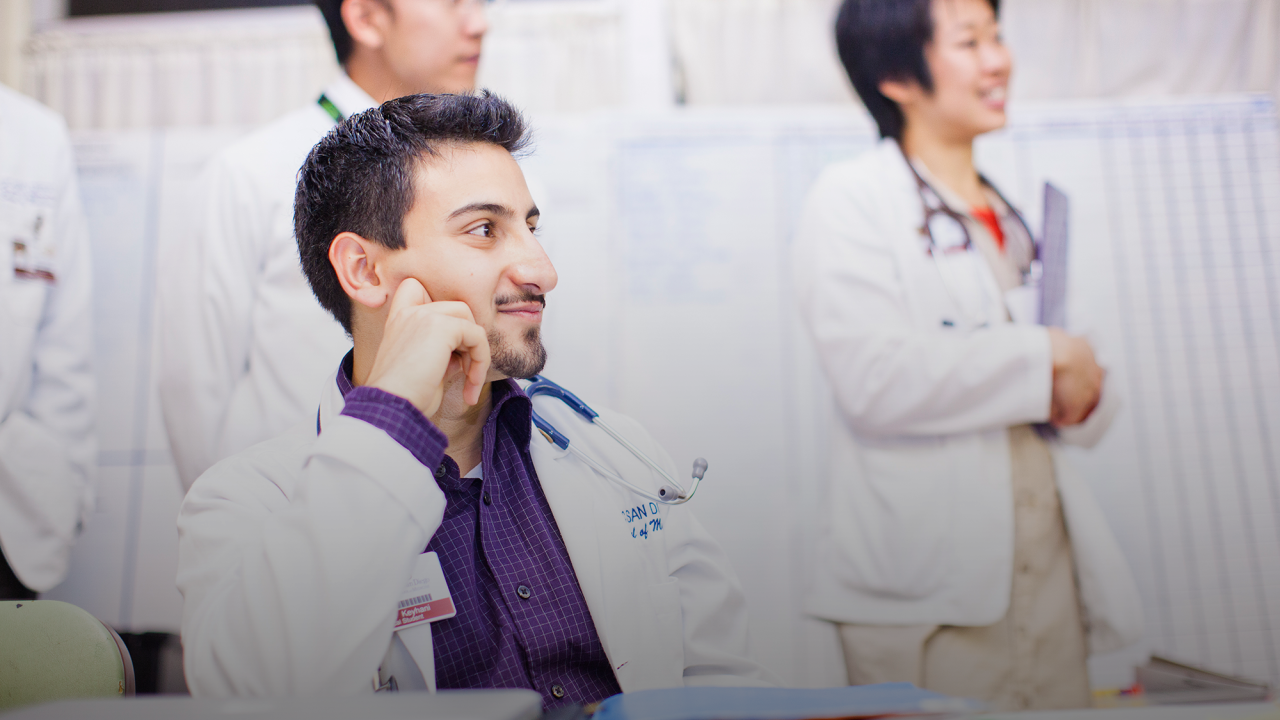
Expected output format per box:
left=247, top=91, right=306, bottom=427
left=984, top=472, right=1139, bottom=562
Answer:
left=510, top=232, right=558, bottom=295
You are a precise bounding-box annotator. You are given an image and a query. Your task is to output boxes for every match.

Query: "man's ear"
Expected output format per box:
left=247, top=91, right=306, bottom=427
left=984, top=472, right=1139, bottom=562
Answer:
left=330, top=232, right=394, bottom=311
left=878, top=77, right=920, bottom=106
left=341, top=0, right=391, bottom=51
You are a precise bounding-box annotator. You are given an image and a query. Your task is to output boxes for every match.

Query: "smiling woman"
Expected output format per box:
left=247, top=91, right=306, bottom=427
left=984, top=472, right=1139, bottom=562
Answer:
left=790, top=0, right=1142, bottom=711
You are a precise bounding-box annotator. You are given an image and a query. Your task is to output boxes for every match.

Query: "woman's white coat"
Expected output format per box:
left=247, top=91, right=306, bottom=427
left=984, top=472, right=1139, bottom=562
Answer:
left=792, top=139, right=1143, bottom=655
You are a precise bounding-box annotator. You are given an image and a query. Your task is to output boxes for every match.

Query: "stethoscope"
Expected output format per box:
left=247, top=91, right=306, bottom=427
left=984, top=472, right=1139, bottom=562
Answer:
left=905, top=150, right=1036, bottom=329
left=524, top=376, right=707, bottom=505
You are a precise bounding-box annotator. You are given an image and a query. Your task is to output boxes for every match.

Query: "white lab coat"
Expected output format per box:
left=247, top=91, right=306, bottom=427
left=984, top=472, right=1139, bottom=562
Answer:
left=792, top=139, right=1143, bottom=655
left=156, top=75, right=374, bottom=490
left=0, top=85, right=95, bottom=592
left=177, top=368, right=773, bottom=697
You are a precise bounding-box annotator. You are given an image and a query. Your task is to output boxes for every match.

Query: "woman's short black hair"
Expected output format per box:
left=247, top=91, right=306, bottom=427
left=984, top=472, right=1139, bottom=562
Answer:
left=834, top=0, right=999, bottom=141
left=294, top=92, right=531, bottom=333
left=314, top=0, right=353, bottom=65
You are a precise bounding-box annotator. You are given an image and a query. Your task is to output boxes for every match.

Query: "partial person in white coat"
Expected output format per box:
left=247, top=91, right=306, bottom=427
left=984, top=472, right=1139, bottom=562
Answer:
left=178, top=94, right=774, bottom=704
left=157, top=0, right=487, bottom=490
left=0, top=84, right=95, bottom=599
left=792, top=0, right=1142, bottom=711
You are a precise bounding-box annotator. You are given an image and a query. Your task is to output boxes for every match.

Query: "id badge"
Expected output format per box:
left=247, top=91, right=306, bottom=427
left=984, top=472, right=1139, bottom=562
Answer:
left=379, top=552, right=456, bottom=693
left=395, top=551, right=456, bottom=630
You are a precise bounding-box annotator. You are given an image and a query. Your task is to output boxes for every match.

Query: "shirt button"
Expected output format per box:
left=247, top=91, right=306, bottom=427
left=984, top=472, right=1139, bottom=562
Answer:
left=434, top=463, right=446, bottom=479
left=551, top=684, right=566, bottom=699
left=482, top=491, right=492, bottom=506
left=517, top=585, right=532, bottom=600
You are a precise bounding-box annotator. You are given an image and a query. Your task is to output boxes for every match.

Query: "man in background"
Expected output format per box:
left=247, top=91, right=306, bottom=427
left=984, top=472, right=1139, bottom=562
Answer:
left=0, top=83, right=95, bottom=599
left=157, top=0, right=487, bottom=490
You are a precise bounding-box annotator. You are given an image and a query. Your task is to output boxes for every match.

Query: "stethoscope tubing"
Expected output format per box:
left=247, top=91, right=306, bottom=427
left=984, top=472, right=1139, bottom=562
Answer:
left=565, top=444, right=684, bottom=506
left=590, top=415, right=681, bottom=489
left=526, top=376, right=703, bottom=505
left=903, top=150, right=1036, bottom=330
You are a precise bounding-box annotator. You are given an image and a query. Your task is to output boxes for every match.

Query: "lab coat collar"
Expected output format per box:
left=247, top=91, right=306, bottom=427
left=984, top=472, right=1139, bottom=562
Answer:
left=899, top=140, right=1013, bottom=223
left=323, top=72, right=379, bottom=120
left=905, top=149, right=975, bottom=218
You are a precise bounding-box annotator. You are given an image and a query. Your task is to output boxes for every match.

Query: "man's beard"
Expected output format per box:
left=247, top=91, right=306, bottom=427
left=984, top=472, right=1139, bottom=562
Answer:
left=488, top=325, right=547, bottom=379
left=489, top=289, right=548, bottom=379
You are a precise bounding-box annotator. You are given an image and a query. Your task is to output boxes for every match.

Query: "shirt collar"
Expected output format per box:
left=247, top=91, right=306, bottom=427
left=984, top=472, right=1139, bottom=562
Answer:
left=488, top=379, right=533, bottom=449
left=336, top=350, right=356, bottom=398
left=323, top=72, right=379, bottom=121
left=334, top=350, right=532, bottom=447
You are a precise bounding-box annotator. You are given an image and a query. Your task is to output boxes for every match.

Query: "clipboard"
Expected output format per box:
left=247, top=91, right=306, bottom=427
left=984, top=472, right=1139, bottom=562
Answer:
left=1038, top=182, right=1070, bottom=328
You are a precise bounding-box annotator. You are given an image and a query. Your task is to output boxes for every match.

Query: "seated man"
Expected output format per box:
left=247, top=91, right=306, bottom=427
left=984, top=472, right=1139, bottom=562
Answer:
left=176, top=92, right=773, bottom=704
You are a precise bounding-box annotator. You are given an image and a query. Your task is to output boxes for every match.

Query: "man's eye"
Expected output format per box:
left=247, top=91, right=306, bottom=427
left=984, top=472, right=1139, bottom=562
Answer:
left=468, top=222, right=494, bottom=238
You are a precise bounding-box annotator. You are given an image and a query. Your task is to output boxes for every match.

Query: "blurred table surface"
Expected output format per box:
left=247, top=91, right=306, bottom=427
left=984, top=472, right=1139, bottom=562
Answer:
left=0, top=689, right=544, bottom=720
left=977, top=701, right=1277, bottom=719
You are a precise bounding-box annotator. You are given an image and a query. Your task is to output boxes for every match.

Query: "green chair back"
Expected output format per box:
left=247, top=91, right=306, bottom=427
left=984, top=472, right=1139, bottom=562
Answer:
left=0, top=600, right=135, bottom=711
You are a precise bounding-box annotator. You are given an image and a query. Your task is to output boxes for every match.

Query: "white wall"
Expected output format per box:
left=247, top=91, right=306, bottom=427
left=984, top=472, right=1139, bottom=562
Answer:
left=669, top=0, right=1280, bottom=106
left=10, top=0, right=1280, bottom=130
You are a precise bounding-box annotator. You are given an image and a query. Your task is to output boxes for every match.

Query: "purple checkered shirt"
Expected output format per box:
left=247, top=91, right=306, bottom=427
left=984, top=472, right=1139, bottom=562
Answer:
left=334, top=353, right=622, bottom=709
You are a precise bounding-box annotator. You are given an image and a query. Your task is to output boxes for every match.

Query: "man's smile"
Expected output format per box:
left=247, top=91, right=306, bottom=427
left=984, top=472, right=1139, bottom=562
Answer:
left=497, top=300, right=545, bottom=322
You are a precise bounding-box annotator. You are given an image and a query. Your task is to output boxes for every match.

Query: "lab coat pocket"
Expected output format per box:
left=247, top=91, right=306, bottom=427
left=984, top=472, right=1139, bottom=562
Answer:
left=2, top=207, right=54, bottom=326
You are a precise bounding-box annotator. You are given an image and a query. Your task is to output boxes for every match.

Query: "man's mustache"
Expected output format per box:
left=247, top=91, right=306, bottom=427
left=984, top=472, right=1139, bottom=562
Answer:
left=494, top=290, right=546, bottom=309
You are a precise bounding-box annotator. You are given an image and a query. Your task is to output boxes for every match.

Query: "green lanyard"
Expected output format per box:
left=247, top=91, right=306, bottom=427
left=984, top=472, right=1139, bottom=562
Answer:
left=317, top=94, right=344, bottom=123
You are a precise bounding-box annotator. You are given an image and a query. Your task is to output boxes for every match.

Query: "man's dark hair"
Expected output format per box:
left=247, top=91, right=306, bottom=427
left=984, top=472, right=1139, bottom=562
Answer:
left=294, top=92, right=531, bottom=333
left=314, top=0, right=353, bottom=65
left=834, top=0, right=999, bottom=140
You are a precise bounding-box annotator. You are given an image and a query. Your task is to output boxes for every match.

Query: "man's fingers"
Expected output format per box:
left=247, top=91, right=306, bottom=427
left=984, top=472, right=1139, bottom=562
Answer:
left=387, top=277, right=430, bottom=319
left=455, top=323, right=491, bottom=405
left=373, top=286, right=491, bottom=411
left=419, top=300, right=478, bottom=325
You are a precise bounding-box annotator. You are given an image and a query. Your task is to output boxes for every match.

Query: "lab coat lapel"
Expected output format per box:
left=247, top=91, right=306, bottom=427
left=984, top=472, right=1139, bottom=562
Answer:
left=530, top=434, right=653, bottom=692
